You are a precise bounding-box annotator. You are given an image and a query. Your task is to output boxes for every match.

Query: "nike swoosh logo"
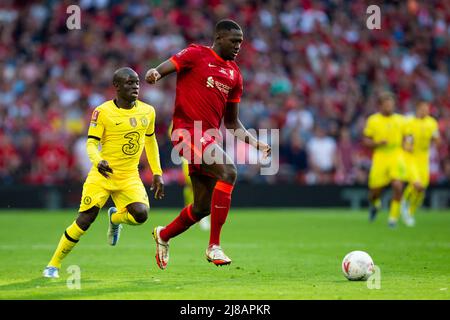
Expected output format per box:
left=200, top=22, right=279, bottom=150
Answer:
left=116, top=122, right=122, bottom=125
left=208, top=63, right=218, bottom=67
left=214, top=205, right=227, bottom=209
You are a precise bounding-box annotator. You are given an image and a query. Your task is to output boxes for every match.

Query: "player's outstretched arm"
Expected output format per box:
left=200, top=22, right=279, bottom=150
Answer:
left=145, top=60, right=177, bottom=84
left=224, top=102, right=271, bottom=159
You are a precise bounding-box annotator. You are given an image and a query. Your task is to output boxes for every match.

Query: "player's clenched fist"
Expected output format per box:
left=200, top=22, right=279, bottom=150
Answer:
left=97, top=160, right=113, bottom=178
left=145, top=68, right=161, bottom=84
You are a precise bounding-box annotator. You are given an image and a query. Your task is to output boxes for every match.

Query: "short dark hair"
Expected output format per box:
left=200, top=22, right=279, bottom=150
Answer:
left=378, top=90, right=395, bottom=103
left=416, top=100, right=429, bottom=108
left=113, top=67, right=137, bottom=84
left=215, top=19, right=241, bottom=34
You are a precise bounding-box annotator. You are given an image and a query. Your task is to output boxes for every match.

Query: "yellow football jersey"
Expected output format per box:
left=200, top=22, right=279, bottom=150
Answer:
left=88, top=99, right=156, bottom=174
left=363, top=113, right=406, bottom=156
left=404, top=116, right=439, bottom=156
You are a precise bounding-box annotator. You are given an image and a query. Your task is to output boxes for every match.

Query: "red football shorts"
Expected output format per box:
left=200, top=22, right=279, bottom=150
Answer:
left=171, top=127, right=219, bottom=176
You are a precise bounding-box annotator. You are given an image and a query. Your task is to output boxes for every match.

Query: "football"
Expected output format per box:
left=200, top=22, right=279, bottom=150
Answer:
left=342, top=251, right=375, bottom=281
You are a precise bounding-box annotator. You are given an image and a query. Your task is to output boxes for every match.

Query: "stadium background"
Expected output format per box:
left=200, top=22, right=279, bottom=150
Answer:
left=0, top=0, right=449, bottom=208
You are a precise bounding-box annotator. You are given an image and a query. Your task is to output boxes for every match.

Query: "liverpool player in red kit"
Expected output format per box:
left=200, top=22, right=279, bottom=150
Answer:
left=145, top=19, right=271, bottom=268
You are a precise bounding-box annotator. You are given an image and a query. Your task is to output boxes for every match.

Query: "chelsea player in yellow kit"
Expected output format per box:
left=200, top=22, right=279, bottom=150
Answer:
left=43, top=68, right=164, bottom=278
left=401, top=101, right=440, bottom=227
left=363, top=92, right=407, bottom=227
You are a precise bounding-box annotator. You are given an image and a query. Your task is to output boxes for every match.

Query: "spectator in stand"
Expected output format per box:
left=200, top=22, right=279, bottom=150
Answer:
left=306, top=125, right=337, bottom=184
left=438, top=158, right=450, bottom=185
left=335, top=127, right=356, bottom=185
left=281, top=131, right=309, bottom=183
left=25, top=129, right=72, bottom=185
left=72, top=134, right=91, bottom=179
left=16, top=133, right=36, bottom=183
left=0, top=132, right=21, bottom=184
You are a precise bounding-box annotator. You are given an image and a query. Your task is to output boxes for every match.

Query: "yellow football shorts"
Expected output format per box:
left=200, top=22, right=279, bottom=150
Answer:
left=79, top=169, right=149, bottom=212
left=404, top=152, right=430, bottom=187
left=368, top=151, right=407, bottom=189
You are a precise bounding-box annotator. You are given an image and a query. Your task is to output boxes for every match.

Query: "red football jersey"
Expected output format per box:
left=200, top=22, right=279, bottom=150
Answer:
left=170, top=44, right=243, bottom=131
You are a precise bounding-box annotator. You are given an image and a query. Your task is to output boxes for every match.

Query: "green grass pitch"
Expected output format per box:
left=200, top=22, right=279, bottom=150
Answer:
left=0, top=208, right=449, bottom=300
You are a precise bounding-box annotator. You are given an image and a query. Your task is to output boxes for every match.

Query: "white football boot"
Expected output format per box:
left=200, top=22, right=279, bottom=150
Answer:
left=152, top=226, right=169, bottom=270
left=401, top=201, right=415, bottom=227
left=43, top=266, right=59, bottom=278
left=107, top=207, right=123, bottom=246
left=206, top=244, right=232, bottom=266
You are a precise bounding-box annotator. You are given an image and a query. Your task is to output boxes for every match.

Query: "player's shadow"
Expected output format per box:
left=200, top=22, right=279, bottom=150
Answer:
left=0, top=277, right=100, bottom=298
left=0, top=277, right=198, bottom=300
left=0, top=277, right=62, bottom=291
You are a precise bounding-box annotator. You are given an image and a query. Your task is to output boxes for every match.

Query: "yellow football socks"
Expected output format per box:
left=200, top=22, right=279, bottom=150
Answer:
left=111, top=208, right=140, bottom=225
left=389, top=199, right=401, bottom=221
left=410, top=191, right=425, bottom=216
left=403, top=184, right=413, bottom=203
left=48, top=221, right=85, bottom=268
left=402, top=184, right=425, bottom=216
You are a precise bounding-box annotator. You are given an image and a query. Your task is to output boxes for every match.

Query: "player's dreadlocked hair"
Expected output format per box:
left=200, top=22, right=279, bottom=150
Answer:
left=215, top=19, right=242, bottom=33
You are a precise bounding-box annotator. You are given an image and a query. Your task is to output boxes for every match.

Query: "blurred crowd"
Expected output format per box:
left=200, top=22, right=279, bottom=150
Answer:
left=0, top=0, right=449, bottom=186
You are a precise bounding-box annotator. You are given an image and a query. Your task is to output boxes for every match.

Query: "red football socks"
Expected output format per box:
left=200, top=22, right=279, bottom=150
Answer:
left=209, top=180, right=233, bottom=246
left=160, top=204, right=197, bottom=242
